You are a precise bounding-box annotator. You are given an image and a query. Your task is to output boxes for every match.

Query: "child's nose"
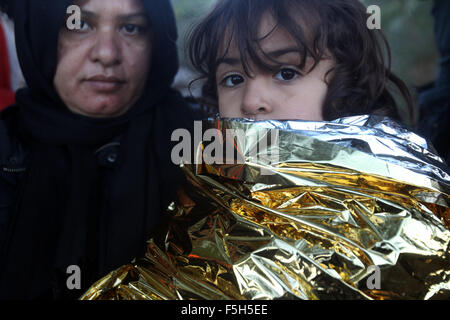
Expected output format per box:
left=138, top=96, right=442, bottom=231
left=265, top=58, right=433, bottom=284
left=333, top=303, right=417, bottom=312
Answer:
left=240, top=78, right=273, bottom=117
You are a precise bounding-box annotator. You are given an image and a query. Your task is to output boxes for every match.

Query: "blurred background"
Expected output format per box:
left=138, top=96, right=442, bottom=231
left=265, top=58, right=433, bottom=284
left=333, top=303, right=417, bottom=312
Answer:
left=171, top=0, right=440, bottom=121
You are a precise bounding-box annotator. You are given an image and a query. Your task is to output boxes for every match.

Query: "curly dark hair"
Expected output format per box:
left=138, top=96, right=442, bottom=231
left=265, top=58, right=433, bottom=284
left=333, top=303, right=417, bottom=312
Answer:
left=187, top=0, right=415, bottom=123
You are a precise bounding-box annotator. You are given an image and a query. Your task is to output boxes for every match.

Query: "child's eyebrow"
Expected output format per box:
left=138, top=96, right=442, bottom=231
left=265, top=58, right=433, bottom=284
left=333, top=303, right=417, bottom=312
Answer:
left=216, top=57, right=241, bottom=67
left=216, top=47, right=301, bottom=67
left=266, top=47, right=301, bottom=59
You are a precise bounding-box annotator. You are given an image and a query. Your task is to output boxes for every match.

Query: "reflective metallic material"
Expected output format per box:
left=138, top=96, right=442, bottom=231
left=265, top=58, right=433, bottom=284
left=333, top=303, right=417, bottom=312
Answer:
left=81, top=116, right=450, bottom=300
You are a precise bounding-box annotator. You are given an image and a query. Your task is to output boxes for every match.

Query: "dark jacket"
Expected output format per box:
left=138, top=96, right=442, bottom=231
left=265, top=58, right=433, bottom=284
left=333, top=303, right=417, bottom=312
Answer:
left=417, top=0, right=450, bottom=164
left=0, top=106, right=25, bottom=242
left=0, top=0, right=206, bottom=300
left=0, top=100, right=204, bottom=243
left=0, top=98, right=205, bottom=300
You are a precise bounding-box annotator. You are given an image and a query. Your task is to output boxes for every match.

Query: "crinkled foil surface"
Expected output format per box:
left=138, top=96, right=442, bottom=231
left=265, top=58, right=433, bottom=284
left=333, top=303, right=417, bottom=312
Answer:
left=81, top=115, right=450, bottom=300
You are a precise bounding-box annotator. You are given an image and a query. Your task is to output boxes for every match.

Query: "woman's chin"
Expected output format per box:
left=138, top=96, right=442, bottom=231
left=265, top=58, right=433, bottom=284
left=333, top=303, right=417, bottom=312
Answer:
left=69, top=100, right=131, bottom=118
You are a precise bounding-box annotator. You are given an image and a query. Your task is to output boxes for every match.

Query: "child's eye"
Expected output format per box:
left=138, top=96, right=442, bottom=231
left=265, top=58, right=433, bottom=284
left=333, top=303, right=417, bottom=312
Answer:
left=221, top=74, right=244, bottom=87
left=122, top=24, right=142, bottom=35
left=274, top=67, right=301, bottom=81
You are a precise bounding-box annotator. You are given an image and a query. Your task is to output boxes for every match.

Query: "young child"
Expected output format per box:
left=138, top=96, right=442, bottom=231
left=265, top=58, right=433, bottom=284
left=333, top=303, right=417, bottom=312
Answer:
left=81, top=0, right=449, bottom=301
left=188, top=0, right=414, bottom=123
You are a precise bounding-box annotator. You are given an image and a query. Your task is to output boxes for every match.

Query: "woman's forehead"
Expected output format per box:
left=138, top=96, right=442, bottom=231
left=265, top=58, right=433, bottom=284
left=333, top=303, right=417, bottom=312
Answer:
left=74, top=0, right=146, bottom=16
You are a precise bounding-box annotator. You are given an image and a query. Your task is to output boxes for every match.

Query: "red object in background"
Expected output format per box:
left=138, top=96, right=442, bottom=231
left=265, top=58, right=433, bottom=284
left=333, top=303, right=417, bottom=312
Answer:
left=0, top=21, right=15, bottom=111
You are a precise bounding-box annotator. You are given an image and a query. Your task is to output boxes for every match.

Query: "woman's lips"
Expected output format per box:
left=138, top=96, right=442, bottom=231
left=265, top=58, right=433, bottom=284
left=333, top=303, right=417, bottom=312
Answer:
left=85, top=75, right=125, bottom=92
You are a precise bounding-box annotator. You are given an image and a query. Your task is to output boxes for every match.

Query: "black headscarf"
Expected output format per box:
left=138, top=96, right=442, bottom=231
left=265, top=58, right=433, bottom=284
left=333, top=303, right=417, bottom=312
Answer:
left=0, top=0, right=198, bottom=299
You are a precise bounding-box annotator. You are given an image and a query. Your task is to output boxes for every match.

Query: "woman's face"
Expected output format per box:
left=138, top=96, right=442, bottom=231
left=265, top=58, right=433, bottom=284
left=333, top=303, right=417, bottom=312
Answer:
left=216, top=13, right=334, bottom=121
left=54, top=0, right=151, bottom=118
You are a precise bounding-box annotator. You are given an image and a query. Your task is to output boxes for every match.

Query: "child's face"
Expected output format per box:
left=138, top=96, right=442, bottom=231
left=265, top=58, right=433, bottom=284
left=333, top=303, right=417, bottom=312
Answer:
left=216, top=13, right=334, bottom=121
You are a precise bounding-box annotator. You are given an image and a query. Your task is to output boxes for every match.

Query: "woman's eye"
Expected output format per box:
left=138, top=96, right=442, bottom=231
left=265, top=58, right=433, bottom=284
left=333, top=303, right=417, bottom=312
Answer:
left=79, top=21, right=89, bottom=31
left=71, top=20, right=90, bottom=33
left=221, top=74, right=244, bottom=87
left=122, top=24, right=141, bottom=35
left=274, top=68, right=300, bottom=81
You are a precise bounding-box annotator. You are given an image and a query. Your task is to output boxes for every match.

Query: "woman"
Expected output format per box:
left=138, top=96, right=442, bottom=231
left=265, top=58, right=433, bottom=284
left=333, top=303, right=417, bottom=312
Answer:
left=0, top=0, right=202, bottom=299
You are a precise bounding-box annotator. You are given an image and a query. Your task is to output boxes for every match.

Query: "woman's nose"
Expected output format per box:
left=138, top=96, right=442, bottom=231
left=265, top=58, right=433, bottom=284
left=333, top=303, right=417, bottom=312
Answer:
left=90, top=31, right=122, bottom=67
left=241, top=78, right=273, bottom=117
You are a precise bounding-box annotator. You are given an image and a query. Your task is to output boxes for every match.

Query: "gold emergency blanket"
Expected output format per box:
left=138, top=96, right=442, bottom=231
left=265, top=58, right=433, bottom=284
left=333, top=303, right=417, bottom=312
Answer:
left=81, top=116, right=450, bottom=300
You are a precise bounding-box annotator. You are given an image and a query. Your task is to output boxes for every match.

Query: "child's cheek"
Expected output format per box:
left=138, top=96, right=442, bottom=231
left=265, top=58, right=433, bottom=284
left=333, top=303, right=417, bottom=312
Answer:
left=218, top=89, right=242, bottom=117
left=280, top=81, right=326, bottom=120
